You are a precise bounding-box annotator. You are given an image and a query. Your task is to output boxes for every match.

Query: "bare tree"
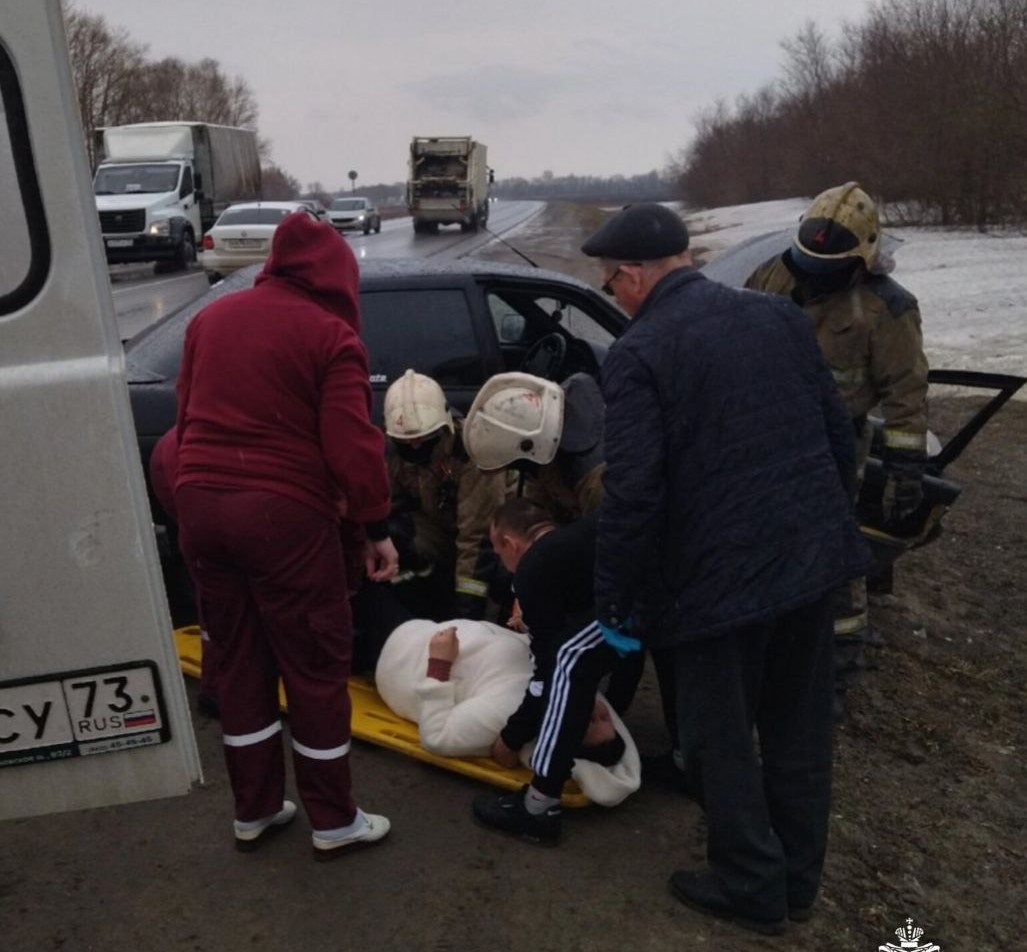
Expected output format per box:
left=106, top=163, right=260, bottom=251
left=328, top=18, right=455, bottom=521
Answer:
left=64, top=6, right=147, bottom=165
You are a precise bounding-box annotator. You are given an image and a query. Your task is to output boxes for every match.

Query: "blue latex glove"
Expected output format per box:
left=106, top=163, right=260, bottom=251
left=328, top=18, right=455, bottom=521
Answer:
left=598, top=622, right=642, bottom=657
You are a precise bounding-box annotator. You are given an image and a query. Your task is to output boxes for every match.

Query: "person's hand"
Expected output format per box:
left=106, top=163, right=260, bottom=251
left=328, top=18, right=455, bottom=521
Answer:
left=507, top=599, right=527, bottom=633
left=365, top=537, right=399, bottom=582
left=428, top=626, right=460, bottom=663
left=490, top=736, right=520, bottom=768
left=597, top=621, right=642, bottom=657
left=583, top=698, right=616, bottom=747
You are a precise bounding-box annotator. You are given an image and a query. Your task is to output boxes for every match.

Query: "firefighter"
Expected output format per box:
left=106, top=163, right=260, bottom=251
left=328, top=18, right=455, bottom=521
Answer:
left=745, top=182, right=929, bottom=715
left=462, top=371, right=605, bottom=521
left=384, top=369, right=508, bottom=621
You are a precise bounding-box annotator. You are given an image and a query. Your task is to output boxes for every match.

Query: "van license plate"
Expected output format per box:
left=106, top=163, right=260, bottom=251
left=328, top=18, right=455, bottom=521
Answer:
left=0, top=660, right=170, bottom=768
left=106, top=238, right=134, bottom=248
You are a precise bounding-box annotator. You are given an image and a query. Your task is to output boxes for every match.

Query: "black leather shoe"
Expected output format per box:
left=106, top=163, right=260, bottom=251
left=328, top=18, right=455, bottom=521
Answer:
left=472, top=788, right=561, bottom=846
left=668, top=870, right=787, bottom=936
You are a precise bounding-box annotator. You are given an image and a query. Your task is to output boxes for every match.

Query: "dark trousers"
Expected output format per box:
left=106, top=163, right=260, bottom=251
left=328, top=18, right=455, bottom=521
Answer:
left=674, top=595, right=834, bottom=918
left=529, top=622, right=620, bottom=798
left=176, top=486, right=359, bottom=831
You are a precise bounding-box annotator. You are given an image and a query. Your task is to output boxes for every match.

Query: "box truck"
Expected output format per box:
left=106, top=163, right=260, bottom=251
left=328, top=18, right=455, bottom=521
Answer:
left=93, top=121, right=261, bottom=271
left=407, top=136, right=491, bottom=234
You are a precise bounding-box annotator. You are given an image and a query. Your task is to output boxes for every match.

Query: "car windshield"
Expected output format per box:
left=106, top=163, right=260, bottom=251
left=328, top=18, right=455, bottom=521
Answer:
left=216, top=207, right=292, bottom=226
left=331, top=199, right=366, bottom=210
left=94, top=163, right=180, bottom=195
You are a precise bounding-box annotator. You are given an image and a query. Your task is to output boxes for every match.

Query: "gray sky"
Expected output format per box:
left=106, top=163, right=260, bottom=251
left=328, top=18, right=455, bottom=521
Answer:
left=78, top=0, right=864, bottom=190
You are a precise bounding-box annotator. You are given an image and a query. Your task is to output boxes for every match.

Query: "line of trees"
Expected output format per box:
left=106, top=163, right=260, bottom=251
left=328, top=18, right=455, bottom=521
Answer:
left=493, top=169, right=675, bottom=203
left=675, top=0, right=1027, bottom=227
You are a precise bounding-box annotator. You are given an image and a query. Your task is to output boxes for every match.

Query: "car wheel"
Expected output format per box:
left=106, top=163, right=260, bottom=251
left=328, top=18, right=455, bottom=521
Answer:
left=363, top=221, right=371, bottom=235
left=206, top=272, right=222, bottom=286
left=172, top=230, right=196, bottom=272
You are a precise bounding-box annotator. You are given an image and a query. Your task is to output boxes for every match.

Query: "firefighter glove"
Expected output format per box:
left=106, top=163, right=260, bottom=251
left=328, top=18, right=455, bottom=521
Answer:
left=882, top=447, right=926, bottom=523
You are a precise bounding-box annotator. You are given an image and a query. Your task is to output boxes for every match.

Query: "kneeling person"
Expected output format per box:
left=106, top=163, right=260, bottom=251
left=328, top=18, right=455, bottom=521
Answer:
left=472, top=499, right=639, bottom=845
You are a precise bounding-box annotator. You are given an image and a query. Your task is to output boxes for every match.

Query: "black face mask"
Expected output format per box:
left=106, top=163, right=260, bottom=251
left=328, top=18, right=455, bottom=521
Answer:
left=393, top=435, right=441, bottom=465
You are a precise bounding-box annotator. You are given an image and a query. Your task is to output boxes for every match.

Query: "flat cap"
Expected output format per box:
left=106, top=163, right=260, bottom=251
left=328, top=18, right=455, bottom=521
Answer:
left=581, top=203, right=689, bottom=260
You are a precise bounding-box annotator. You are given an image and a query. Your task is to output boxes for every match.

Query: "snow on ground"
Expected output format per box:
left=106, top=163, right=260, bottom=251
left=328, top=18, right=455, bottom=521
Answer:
left=688, top=199, right=1027, bottom=388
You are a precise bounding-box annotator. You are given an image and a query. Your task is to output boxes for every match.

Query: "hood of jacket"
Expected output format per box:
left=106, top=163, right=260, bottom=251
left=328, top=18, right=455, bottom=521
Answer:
left=255, top=210, right=360, bottom=330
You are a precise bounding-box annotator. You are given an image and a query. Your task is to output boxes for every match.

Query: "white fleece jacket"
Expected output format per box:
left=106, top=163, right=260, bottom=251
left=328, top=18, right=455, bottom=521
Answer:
left=374, top=618, right=641, bottom=806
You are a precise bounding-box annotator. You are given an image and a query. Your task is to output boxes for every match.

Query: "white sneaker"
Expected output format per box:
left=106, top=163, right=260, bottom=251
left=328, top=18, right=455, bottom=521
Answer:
left=312, top=809, right=391, bottom=861
left=233, top=799, right=297, bottom=851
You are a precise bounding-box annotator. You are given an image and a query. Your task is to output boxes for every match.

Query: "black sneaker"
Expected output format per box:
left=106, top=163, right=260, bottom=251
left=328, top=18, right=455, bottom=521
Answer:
left=472, top=787, right=561, bottom=846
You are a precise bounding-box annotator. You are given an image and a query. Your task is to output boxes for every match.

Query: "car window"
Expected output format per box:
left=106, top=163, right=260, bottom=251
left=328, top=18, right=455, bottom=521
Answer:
left=179, top=166, right=193, bottom=199
left=360, top=289, right=485, bottom=388
left=331, top=199, right=366, bottom=211
left=0, top=43, right=50, bottom=314
left=487, top=288, right=615, bottom=348
left=217, top=207, right=291, bottom=226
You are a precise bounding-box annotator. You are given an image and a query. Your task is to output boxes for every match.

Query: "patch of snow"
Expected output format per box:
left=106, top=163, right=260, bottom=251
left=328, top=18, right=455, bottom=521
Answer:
left=687, top=201, right=1027, bottom=393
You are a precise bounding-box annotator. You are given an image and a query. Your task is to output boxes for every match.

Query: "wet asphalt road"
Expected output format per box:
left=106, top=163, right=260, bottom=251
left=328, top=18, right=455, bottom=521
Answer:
left=110, top=201, right=544, bottom=341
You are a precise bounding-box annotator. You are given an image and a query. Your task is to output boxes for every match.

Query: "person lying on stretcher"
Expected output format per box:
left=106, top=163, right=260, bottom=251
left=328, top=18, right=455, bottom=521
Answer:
left=374, top=619, right=641, bottom=806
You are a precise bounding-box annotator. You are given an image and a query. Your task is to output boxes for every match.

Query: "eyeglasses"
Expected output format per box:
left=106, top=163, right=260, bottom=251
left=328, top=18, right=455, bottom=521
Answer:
left=601, top=263, right=639, bottom=296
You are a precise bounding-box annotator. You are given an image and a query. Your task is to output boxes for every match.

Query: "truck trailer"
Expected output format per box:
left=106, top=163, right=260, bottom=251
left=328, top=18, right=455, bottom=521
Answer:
left=407, top=136, right=490, bottom=233
left=93, top=121, right=261, bottom=271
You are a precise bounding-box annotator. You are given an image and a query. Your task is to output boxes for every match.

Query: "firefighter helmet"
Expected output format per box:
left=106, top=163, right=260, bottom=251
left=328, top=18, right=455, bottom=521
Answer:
left=384, top=369, right=454, bottom=441
left=794, top=182, right=880, bottom=269
left=464, top=372, right=565, bottom=471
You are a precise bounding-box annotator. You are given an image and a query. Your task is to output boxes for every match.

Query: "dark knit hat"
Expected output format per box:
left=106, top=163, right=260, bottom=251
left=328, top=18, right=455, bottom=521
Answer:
left=581, top=203, right=689, bottom=260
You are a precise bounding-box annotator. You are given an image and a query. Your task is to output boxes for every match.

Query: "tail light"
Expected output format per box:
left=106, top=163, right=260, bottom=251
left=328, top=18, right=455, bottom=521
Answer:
left=202, top=234, right=214, bottom=250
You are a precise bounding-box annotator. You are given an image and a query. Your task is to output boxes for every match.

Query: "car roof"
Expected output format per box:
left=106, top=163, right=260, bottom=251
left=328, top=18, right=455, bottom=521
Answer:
left=220, top=200, right=306, bottom=212
left=124, top=257, right=611, bottom=382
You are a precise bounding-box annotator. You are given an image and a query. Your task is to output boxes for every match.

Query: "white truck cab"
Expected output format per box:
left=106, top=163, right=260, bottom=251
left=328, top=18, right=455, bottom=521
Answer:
left=93, top=121, right=261, bottom=272
left=0, top=0, right=202, bottom=820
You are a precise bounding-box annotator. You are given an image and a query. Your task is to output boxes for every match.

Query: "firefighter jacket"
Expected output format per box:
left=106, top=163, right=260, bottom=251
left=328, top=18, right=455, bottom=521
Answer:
left=388, top=421, right=507, bottom=606
left=746, top=251, right=929, bottom=461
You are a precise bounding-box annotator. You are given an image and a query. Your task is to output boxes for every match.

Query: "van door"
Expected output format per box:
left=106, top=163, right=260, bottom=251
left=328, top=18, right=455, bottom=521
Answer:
left=0, top=0, right=201, bottom=820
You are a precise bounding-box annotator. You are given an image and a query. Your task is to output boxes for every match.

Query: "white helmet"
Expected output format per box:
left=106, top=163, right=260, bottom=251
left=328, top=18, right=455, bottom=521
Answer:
left=464, top=372, right=565, bottom=471
left=384, top=369, right=454, bottom=441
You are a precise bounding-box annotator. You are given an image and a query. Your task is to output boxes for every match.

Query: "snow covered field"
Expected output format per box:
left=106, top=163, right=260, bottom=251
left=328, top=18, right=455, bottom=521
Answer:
left=689, top=199, right=1027, bottom=387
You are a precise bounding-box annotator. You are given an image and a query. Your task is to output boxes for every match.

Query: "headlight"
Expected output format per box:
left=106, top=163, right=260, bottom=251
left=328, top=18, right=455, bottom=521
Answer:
left=148, top=219, right=171, bottom=236
left=356, top=214, right=365, bottom=221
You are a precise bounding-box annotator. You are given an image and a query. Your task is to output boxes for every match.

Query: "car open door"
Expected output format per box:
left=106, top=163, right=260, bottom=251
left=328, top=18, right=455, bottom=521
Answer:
left=857, top=370, right=1026, bottom=568
left=0, top=0, right=201, bottom=820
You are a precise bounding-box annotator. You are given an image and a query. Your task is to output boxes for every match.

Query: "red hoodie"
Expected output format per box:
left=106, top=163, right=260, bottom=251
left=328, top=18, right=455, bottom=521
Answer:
left=174, top=211, right=390, bottom=523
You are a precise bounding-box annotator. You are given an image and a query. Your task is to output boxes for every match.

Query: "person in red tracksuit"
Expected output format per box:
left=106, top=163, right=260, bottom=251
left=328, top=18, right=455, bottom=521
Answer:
left=173, top=210, right=398, bottom=859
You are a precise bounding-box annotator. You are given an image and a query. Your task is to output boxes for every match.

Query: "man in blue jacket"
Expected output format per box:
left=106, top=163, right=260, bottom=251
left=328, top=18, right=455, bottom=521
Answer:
left=582, top=204, right=870, bottom=935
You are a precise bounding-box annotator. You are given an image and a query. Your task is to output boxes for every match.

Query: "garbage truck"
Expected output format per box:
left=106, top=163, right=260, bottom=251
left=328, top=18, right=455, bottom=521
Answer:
left=407, top=136, right=491, bottom=234
left=93, top=121, right=261, bottom=271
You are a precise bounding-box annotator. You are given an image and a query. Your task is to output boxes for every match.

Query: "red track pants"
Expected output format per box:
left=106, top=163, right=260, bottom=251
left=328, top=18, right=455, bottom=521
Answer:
left=175, top=485, right=358, bottom=830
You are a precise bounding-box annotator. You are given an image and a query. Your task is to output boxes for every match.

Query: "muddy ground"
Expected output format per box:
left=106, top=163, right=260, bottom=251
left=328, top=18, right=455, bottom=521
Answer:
left=2, top=203, right=1023, bottom=952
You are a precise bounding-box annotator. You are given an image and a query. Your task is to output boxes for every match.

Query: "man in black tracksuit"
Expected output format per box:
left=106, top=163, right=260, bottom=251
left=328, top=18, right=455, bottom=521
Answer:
left=471, top=500, right=625, bottom=845
left=583, top=204, right=871, bottom=934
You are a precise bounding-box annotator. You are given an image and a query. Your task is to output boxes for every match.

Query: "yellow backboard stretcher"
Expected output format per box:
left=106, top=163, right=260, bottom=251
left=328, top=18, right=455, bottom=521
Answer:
left=174, top=627, right=588, bottom=807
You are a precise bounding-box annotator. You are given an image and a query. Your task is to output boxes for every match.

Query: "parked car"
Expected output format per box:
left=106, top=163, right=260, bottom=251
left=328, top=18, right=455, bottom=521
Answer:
left=328, top=196, right=381, bottom=234
left=198, top=200, right=308, bottom=284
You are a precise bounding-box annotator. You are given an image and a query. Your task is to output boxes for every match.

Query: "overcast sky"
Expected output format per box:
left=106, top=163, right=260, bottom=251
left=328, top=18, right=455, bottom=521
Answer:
left=78, top=0, right=866, bottom=191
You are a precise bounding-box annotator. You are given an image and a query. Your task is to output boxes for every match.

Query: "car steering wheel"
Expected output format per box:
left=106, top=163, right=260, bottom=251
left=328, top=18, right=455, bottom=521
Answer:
left=519, top=332, right=568, bottom=381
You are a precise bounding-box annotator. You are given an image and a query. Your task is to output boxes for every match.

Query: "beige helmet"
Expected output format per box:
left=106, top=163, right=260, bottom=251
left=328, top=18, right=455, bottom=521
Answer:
left=794, top=182, right=879, bottom=268
left=463, top=372, right=565, bottom=471
left=384, top=369, right=454, bottom=441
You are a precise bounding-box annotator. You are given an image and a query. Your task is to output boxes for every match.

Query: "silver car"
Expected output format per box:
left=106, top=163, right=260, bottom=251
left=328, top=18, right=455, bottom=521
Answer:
left=328, top=196, right=381, bottom=235
left=198, top=201, right=307, bottom=284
